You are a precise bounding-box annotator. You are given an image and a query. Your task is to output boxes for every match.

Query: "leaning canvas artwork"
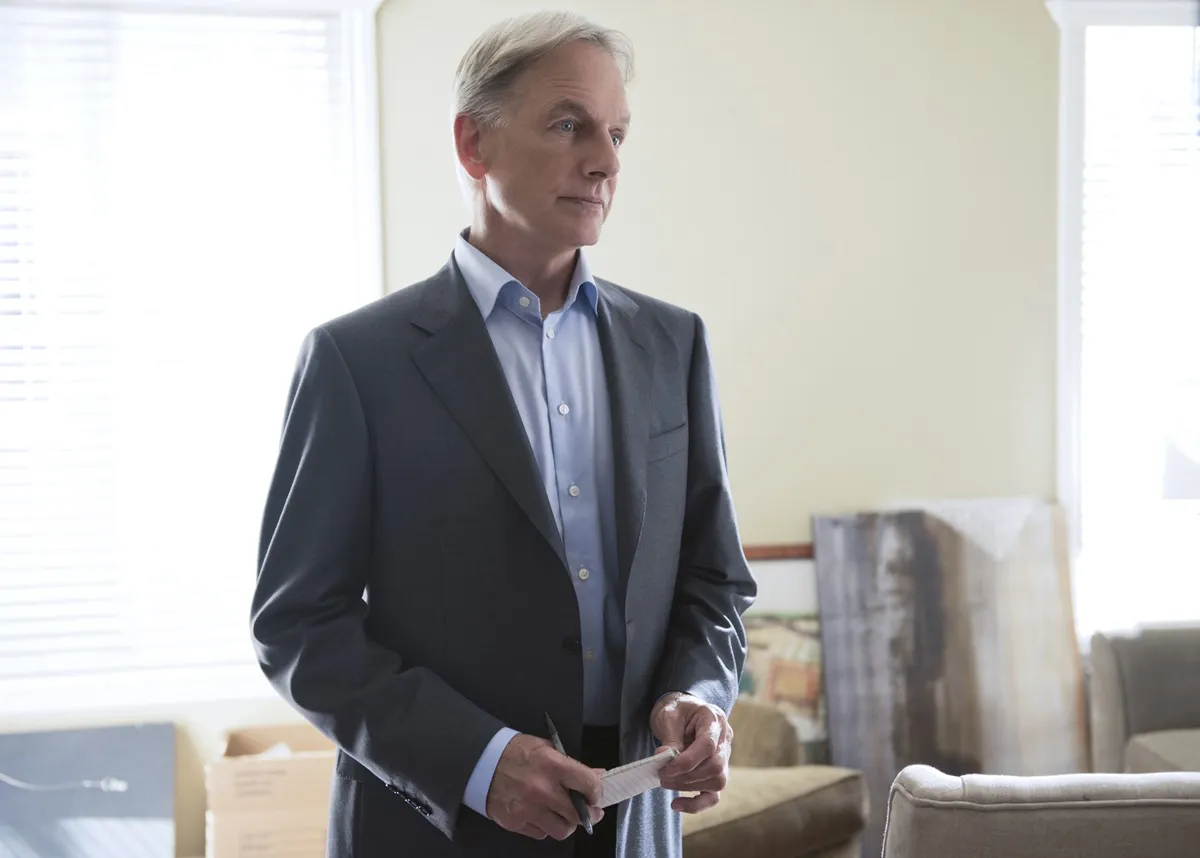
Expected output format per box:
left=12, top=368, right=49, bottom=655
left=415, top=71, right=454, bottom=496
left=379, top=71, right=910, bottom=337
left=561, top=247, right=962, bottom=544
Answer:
left=812, top=498, right=1087, bottom=856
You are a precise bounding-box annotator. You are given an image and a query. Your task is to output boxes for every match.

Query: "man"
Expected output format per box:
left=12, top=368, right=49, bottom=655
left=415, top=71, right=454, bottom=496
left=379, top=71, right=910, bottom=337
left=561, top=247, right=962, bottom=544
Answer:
left=251, top=11, right=756, bottom=858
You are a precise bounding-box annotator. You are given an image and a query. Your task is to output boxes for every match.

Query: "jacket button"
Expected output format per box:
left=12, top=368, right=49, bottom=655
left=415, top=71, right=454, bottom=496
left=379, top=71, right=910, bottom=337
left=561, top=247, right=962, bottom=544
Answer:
left=562, top=636, right=581, bottom=654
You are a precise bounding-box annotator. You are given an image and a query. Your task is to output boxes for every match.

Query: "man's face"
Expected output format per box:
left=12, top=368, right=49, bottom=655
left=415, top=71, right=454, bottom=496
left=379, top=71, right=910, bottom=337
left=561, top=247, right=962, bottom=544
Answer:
left=466, top=41, right=630, bottom=251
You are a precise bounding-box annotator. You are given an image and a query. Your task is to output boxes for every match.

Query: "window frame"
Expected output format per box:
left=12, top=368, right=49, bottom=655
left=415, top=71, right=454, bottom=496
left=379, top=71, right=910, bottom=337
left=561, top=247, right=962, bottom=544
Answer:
left=1047, top=0, right=1199, bottom=569
left=0, top=0, right=385, bottom=717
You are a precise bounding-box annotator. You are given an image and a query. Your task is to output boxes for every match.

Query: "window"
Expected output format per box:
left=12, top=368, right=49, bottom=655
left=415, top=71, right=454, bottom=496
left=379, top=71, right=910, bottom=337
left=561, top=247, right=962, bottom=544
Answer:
left=0, top=0, right=382, bottom=714
left=1049, top=0, right=1200, bottom=638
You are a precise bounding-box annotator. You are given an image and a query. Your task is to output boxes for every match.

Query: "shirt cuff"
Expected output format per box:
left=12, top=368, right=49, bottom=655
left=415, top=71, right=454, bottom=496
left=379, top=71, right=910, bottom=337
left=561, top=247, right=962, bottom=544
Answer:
left=463, top=726, right=520, bottom=818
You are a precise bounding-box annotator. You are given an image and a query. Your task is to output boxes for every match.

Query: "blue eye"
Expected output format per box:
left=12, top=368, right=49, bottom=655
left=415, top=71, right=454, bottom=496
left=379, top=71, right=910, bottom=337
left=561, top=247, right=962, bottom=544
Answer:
left=559, top=119, right=576, bottom=132
left=611, top=134, right=623, bottom=147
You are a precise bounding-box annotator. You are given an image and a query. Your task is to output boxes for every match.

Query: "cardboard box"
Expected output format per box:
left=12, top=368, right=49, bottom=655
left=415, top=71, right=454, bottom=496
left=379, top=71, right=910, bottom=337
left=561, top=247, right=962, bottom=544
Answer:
left=205, top=724, right=335, bottom=858
left=206, top=809, right=329, bottom=858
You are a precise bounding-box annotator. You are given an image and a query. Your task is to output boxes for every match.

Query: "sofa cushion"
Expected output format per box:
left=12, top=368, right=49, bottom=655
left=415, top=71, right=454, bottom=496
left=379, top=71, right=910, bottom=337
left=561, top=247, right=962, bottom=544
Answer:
left=682, top=765, right=866, bottom=858
left=1110, top=627, right=1200, bottom=738
left=1125, top=729, right=1200, bottom=773
left=728, top=698, right=801, bottom=767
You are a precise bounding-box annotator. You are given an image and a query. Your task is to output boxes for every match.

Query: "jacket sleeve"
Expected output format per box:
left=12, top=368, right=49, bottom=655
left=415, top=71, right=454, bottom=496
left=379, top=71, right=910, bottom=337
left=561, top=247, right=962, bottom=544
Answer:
left=251, top=327, right=505, bottom=840
left=650, top=314, right=758, bottom=716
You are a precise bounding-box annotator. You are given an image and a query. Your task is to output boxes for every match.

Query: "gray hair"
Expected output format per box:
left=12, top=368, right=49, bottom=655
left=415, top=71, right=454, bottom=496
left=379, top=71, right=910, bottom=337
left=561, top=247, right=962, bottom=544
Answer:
left=454, top=11, right=634, bottom=127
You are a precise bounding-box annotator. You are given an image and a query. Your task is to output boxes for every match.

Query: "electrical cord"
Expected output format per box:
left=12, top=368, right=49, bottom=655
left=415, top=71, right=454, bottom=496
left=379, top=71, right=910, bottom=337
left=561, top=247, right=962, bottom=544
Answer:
left=0, top=772, right=129, bottom=792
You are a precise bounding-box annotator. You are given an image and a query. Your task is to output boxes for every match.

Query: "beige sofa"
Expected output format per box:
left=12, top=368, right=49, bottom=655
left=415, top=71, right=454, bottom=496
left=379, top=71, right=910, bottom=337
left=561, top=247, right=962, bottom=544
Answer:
left=1089, top=625, right=1200, bottom=773
left=881, top=764, right=1200, bottom=858
left=682, top=699, right=867, bottom=858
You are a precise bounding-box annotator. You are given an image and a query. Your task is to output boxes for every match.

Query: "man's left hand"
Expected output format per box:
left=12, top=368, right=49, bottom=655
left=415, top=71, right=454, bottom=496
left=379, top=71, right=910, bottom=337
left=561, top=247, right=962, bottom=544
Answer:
left=649, top=692, right=733, bottom=813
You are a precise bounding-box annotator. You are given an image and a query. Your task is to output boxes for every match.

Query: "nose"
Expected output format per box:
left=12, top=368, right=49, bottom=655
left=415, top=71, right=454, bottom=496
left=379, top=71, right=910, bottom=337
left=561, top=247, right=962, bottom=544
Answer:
left=585, top=130, right=620, bottom=181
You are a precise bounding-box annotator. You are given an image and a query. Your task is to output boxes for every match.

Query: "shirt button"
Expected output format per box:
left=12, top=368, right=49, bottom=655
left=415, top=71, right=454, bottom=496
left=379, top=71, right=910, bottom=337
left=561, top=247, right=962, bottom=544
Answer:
left=577, top=568, right=590, bottom=581
left=518, top=296, right=531, bottom=308
left=557, top=402, right=570, bottom=416
left=584, top=648, right=595, bottom=661
left=568, top=485, right=580, bottom=497
left=546, top=328, right=556, bottom=339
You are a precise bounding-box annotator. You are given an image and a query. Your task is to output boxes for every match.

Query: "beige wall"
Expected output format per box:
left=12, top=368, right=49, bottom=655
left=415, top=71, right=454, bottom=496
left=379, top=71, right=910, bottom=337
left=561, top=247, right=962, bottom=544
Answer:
left=0, top=3, right=1057, bottom=856
left=378, top=0, right=1060, bottom=544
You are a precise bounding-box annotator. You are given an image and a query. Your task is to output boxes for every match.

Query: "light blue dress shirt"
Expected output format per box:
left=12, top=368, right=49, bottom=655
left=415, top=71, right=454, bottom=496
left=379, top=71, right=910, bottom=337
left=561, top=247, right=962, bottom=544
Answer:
left=453, top=233, right=626, bottom=817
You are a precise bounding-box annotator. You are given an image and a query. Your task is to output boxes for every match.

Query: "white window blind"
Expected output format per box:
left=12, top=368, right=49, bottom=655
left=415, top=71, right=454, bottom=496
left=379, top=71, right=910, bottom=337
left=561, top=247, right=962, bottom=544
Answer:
left=1072, top=21, right=1200, bottom=637
left=0, top=3, right=379, bottom=713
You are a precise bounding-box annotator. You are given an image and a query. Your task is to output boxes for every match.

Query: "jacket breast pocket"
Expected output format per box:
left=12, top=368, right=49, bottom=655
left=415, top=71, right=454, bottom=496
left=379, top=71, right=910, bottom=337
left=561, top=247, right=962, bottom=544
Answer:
left=647, top=422, right=688, bottom=464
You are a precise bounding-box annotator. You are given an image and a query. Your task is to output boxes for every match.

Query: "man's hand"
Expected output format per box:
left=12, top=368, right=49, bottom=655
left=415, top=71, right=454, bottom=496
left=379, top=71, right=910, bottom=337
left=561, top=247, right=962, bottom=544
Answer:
left=650, top=692, right=733, bottom=813
left=486, top=734, right=605, bottom=840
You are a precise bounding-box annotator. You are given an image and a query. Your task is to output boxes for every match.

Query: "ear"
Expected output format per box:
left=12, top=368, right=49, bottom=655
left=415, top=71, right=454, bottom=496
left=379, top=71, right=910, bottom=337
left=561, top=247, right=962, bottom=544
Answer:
left=453, top=113, right=489, bottom=182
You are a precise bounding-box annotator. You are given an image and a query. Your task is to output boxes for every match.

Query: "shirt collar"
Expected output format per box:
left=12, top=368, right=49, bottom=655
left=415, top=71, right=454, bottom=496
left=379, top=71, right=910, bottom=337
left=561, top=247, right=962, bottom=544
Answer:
left=453, top=230, right=598, bottom=319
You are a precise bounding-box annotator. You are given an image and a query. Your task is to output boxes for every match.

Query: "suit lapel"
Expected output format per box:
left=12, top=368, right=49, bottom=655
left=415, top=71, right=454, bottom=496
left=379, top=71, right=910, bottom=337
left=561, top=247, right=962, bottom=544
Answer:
left=411, top=260, right=568, bottom=570
left=595, top=280, right=653, bottom=587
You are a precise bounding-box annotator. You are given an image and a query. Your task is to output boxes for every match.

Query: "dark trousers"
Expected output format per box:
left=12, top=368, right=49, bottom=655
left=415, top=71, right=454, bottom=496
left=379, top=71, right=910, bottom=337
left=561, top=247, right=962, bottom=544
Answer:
left=573, top=725, right=619, bottom=858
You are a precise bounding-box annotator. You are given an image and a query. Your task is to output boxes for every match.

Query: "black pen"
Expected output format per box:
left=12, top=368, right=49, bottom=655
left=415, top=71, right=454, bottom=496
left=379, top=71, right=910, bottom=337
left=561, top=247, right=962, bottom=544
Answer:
left=543, top=712, right=594, bottom=836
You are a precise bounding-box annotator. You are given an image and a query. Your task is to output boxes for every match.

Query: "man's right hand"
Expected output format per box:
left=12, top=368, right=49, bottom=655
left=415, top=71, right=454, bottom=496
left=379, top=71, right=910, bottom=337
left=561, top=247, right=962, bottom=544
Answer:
left=486, top=734, right=605, bottom=840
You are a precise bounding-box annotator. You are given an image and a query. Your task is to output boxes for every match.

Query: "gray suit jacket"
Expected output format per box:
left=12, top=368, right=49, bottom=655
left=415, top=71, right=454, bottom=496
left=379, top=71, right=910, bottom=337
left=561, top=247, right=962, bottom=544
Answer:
left=251, top=256, right=756, bottom=858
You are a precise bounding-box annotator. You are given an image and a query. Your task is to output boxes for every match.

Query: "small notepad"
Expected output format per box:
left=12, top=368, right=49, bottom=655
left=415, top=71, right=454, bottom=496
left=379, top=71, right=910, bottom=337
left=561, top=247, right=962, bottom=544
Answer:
left=598, top=748, right=679, bottom=807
